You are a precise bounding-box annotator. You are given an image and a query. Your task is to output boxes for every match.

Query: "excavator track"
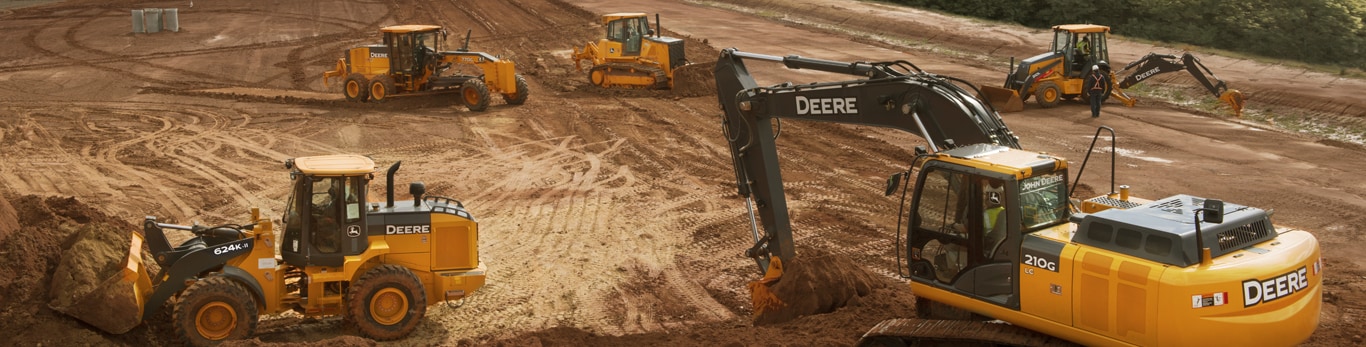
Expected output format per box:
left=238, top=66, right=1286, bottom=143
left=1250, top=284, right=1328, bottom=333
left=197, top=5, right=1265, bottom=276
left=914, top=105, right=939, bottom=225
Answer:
left=856, top=319, right=1080, bottom=347
left=588, top=62, right=668, bottom=89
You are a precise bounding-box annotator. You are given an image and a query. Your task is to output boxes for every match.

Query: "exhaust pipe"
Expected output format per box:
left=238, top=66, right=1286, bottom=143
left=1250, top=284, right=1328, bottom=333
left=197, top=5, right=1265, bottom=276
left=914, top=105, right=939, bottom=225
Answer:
left=386, top=161, right=401, bottom=208
left=656, top=13, right=661, bottom=38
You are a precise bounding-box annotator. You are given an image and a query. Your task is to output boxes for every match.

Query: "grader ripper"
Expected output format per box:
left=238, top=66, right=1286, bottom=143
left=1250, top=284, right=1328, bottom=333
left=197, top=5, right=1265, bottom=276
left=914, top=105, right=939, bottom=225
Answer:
left=323, top=25, right=528, bottom=111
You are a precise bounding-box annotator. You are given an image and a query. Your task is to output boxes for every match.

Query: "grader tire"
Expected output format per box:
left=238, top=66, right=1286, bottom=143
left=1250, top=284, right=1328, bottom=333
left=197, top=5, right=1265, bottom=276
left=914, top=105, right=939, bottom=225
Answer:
left=344, top=73, right=369, bottom=102
left=173, top=276, right=259, bottom=347
left=502, top=74, right=530, bottom=105
left=346, top=264, right=427, bottom=341
left=461, top=78, right=491, bottom=112
left=369, top=75, right=397, bottom=103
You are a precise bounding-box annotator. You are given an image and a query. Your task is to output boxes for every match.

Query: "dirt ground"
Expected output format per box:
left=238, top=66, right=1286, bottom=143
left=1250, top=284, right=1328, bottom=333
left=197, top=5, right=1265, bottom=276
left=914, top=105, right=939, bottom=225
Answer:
left=0, top=0, right=1362, bottom=345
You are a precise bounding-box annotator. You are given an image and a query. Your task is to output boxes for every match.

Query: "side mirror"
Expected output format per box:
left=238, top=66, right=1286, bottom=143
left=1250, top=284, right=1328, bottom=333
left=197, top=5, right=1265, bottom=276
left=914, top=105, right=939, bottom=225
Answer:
left=1200, top=199, right=1224, bottom=224
left=884, top=172, right=903, bottom=196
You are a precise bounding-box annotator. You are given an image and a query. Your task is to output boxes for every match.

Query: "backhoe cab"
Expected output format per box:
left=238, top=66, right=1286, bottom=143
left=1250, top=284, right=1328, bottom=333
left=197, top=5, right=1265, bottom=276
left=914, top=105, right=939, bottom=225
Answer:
left=323, top=25, right=529, bottom=111
left=57, top=155, right=487, bottom=346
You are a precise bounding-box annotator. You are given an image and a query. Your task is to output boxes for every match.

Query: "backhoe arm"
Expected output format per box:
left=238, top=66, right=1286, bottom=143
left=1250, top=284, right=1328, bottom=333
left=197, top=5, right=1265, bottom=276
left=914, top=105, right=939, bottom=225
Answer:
left=1117, top=52, right=1244, bottom=117
left=714, top=48, right=1020, bottom=271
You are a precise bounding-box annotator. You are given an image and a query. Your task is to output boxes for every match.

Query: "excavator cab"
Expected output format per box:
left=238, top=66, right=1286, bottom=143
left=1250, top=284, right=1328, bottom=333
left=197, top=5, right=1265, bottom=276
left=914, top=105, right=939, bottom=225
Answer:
left=281, top=155, right=374, bottom=267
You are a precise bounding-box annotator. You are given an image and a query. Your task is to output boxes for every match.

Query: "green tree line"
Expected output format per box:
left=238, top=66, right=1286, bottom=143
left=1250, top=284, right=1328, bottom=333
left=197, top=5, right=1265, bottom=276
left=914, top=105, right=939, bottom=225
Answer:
left=887, top=0, right=1366, bottom=69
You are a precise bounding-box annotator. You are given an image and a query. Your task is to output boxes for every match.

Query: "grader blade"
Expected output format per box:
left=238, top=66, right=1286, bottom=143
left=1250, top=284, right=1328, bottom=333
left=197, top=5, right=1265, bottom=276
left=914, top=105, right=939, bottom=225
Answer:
left=48, top=230, right=153, bottom=334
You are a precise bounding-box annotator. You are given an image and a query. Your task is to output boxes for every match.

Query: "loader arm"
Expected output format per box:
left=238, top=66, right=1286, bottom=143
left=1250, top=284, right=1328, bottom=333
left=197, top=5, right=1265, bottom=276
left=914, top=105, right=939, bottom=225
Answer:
left=715, top=48, right=1021, bottom=271
left=1117, top=52, right=1244, bottom=117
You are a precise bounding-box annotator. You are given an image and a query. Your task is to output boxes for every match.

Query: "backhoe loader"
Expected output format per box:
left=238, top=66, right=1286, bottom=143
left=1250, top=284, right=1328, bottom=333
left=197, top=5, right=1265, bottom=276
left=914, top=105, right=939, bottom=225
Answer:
left=572, top=13, right=711, bottom=89
left=981, top=24, right=1245, bottom=117
left=55, top=155, right=487, bottom=346
left=323, top=25, right=528, bottom=111
left=715, top=48, right=1319, bottom=346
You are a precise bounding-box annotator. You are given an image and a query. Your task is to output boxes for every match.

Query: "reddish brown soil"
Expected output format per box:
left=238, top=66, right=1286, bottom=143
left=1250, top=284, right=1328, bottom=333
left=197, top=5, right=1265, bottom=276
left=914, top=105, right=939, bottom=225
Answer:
left=0, top=0, right=1361, bottom=346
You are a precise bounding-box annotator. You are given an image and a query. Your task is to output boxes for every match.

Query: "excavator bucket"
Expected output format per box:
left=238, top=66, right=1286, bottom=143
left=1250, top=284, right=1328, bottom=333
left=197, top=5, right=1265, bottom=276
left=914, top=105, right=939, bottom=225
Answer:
left=747, top=256, right=785, bottom=319
left=979, top=85, right=1024, bottom=113
left=1220, top=89, right=1246, bottom=118
left=49, top=230, right=153, bottom=334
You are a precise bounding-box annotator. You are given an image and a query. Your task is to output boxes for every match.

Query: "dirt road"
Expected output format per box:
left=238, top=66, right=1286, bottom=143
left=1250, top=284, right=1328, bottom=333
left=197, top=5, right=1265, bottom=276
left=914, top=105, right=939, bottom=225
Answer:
left=0, top=0, right=1360, bottom=345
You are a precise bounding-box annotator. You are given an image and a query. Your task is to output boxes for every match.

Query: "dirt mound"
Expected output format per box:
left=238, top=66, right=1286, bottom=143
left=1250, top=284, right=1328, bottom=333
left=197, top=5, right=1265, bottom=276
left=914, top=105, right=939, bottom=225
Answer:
left=48, top=222, right=143, bottom=334
left=0, top=195, right=168, bottom=346
left=752, top=247, right=885, bottom=325
left=0, top=193, right=17, bottom=240
left=221, top=336, right=377, bottom=347
left=671, top=61, right=718, bottom=97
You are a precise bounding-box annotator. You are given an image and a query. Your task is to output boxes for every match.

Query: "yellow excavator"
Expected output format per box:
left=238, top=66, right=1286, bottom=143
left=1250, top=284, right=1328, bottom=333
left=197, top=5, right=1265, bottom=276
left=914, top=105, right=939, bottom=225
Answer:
left=714, top=48, right=1319, bottom=346
left=54, top=155, right=487, bottom=346
left=323, top=25, right=528, bottom=111
left=572, top=13, right=708, bottom=89
left=981, top=24, right=1245, bottom=117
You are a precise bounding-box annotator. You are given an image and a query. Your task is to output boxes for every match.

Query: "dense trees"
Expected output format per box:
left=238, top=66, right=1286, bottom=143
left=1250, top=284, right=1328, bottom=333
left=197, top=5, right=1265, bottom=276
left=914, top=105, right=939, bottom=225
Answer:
left=889, top=0, right=1366, bottom=68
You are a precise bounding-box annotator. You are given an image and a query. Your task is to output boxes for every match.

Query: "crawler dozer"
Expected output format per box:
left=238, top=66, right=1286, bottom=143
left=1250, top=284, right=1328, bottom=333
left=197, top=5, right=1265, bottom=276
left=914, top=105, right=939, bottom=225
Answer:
left=981, top=24, right=1244, bottom=117
left=55, top=155, right=487, bottom=346
left=715, top=49, right=1320, bottom=345
left=323, top=25, right=528, bottom=111
left=572, top=13, right=710, bottom=89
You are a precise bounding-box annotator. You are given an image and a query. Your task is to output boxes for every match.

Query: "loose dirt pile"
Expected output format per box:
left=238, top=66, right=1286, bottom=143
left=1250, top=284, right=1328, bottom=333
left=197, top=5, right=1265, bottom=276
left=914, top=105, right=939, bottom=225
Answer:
left=0, top=194, right=16, bottom=240
left=48, top=222, right=144, bottom=334
left=751, top=247, right=885, bottom=325
left=222, top=336, right=377, bottom=347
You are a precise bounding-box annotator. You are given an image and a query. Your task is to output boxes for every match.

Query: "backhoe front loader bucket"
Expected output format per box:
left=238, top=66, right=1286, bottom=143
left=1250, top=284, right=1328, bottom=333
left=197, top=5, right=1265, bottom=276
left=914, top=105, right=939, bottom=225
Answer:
left=979, top=85, right=1023, bottom=113
left=49, top=230, right=153, bottom=334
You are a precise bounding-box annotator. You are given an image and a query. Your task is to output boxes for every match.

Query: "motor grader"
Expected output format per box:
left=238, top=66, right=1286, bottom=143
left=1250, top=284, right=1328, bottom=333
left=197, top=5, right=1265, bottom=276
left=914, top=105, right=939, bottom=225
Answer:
left=715, top=49, right=1320, bottom=346
left=572, top=13, right=710, bottom=89
left=323, top=25, right=528, bottom=111
left=55, top=155, right=487, bottom=346
left=981, top=24, right=1245, bottom=117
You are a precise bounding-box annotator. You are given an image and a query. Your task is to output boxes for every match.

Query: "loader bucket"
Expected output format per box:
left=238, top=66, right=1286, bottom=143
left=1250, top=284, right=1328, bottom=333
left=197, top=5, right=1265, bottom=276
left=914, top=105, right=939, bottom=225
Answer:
left=979, top=85, right=1024, bottom=113
left=49, top=230, right=153, bottom=334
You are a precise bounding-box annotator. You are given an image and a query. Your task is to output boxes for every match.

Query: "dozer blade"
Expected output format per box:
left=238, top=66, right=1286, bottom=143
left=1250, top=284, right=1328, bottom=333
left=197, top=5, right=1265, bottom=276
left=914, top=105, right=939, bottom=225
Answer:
left=670, top=61, right=718, bottom=96
left=49, top=230, right=153, bottom=334
left=979, top=85, right=1024, bottom=113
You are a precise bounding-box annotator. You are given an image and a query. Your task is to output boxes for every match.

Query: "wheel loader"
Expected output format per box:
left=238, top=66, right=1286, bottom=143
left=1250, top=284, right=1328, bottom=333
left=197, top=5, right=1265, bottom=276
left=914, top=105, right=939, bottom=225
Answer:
left=980, top=24, right=1245, bottom=117
left=323, top=25, right=529, bottom=111
left=54, top=155, right=487, bottom=346
left=715, top=49, right=1320, bottom=346
left=572, top=13, right=711, bottom=89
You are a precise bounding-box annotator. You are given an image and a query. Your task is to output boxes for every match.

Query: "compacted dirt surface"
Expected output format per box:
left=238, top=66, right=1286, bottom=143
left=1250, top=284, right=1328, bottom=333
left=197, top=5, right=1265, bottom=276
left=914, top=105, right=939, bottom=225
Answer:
left=0, top=0, right=1362, bottom=345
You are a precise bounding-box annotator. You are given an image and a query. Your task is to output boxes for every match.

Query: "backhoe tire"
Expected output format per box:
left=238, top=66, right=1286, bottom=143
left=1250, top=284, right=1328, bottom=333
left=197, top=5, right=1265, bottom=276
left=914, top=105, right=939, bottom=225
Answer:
left=502, top=74, right=529, bottom=105
left=1035, top=81, right=1061, bottom=108
left=461, top=78, right=491, bottom=112
left=369, top=75, right=396, bottom=103
left=344, top=73, right=369, bottom=103
left=347, top=264, right=427, bottom=341
left=173, top=276, right=259, bottom=347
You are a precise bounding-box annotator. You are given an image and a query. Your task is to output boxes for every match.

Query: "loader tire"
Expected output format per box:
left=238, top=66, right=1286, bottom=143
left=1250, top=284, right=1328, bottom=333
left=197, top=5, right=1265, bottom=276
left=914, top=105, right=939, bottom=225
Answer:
left=461, top=78, right=491, bottom=112
left=1035, top=81, right=1061, bottom=108
left=347, top=264, right=426, bottom=341
left=369, top=75, right=396, bottom=103
left=502, top=74, right=529, bottom=105
left=344, top=73, right=369, bottom=102
left=173, top=276, right=258, bottom=346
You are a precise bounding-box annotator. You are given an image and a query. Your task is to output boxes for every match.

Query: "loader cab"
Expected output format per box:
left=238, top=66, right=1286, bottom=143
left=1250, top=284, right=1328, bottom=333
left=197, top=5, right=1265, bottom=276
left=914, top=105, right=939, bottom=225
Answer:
left=602, top=13, right=650, bottom=56
left=1052, top=24, right=1110, bottom=77
left=281, top=155, right=375, bottom=268
left=381, top=25, right=444, bottom=83
left=905, top=145, right=1070, bottom=310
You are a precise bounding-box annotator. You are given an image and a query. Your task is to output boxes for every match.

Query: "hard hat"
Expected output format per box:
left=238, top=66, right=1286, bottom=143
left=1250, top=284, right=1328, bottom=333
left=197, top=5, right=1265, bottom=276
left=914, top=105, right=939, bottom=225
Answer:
left=1092, top=65, right=1100, bottom=71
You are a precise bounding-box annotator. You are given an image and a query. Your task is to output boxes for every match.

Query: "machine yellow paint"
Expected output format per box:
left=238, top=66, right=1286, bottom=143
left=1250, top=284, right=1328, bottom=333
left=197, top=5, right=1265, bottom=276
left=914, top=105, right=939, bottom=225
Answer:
left=572, top=13, right=694, bottom=89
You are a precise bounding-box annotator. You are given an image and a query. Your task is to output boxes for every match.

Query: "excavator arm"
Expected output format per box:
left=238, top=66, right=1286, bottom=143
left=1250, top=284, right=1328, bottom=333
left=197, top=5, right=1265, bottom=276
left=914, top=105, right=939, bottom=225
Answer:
left=1117, top=52, right=1245, bottom=117
left=715, top=48, right=1021, bottom=272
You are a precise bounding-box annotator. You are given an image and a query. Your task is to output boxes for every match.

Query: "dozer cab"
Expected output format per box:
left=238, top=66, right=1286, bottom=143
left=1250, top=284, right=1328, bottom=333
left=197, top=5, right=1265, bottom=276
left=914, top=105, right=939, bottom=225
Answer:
left=323, top=25, right=528, bottom=111
left=54, top=155, right=487, bottom=346
left=982, top=24, right=1245, bottom=117
left=715, top=49, right=1320, bottom=346
left=572, top=13, right=708, bottom=89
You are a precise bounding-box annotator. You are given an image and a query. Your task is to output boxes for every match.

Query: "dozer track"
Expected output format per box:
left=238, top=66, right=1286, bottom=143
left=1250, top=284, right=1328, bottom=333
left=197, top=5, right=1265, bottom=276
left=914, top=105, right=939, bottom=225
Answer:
left=588, top=62, right=668, bottom=89
left=857, top=319, right=1080, bottom=347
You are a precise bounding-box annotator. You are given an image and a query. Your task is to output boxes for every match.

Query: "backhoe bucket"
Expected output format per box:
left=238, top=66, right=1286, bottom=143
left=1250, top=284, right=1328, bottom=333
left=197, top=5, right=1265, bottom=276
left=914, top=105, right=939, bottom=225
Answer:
left=49, top=231, right=153, bottom=334
left=1220, top=89, right=1245, bottom=118
left=979, top=86, right=1024, bottom=113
